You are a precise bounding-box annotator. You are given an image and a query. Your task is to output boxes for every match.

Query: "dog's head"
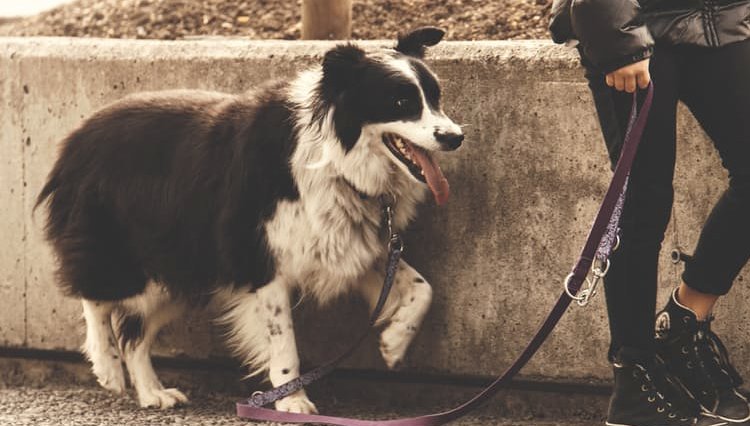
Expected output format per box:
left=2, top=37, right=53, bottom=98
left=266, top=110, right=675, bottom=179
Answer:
left=313, top=27, right=463, bottom=205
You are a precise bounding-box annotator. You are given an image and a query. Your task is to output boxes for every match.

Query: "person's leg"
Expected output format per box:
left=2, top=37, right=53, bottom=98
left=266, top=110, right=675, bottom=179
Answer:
left=581, top=47, right=722, bottom=426
left=582, top=46, right=680, bottom=362
left=680, top=38, right=750, bottom=299
left=654, top=38, right=750, bottom=423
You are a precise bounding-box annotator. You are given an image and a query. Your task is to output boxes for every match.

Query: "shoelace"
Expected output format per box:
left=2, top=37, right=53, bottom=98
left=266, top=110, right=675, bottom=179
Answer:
left=636, top=364, right=696, bottom=422
left=694, top=318, right=742, bottom=390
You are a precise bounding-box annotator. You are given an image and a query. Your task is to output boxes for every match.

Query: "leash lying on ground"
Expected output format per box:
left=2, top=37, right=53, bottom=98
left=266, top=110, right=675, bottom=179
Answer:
left=236, top=83, right=654, bottom=426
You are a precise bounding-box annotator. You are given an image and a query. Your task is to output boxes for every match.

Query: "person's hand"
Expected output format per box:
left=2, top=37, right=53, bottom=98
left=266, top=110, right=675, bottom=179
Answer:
left=605, top=58, right=651, bottom=93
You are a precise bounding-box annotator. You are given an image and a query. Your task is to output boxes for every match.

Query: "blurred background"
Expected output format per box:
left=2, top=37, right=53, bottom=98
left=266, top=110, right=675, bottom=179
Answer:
left=0, top=0, right=74, bottom=17
left=0, top=0, right=552, bottom=41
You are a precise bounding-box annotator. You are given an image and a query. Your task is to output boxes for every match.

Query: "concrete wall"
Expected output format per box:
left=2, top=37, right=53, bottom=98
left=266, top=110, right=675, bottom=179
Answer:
left=0, top=37, right=743, bottom=384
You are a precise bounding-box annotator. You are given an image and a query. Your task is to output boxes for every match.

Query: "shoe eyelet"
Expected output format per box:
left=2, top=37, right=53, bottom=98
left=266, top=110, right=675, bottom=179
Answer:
left=657, top=407, right=665, bottom=413
left=686, top=361, right=693, bottom=369
left=683, top=316, right=690, bottom=324
left=668, top=413, right=676, bottom=418
left=681, top=346, right=689, bottom=354
left=648, top=396, right=656, bottom=402
left=641, top=385, right=649, bottom=392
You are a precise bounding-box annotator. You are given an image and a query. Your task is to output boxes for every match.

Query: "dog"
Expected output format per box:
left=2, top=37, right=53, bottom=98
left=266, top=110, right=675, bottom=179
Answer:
left=34, top=27, right=463, bottom=413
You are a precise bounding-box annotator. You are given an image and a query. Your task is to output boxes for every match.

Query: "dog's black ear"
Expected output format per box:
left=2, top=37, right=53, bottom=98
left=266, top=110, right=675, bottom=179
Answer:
left=395, top=27, right=445, bottom=58
left=321, top=44, right=366, bottom=152
left=322, top=43, right=366, bottom=91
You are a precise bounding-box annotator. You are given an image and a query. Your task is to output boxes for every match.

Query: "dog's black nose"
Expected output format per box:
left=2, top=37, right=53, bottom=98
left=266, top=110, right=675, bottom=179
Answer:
left=434, top=131, right=464, bottom=150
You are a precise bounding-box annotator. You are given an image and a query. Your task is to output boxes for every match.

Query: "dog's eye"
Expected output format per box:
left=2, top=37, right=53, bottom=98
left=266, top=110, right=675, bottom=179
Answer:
left=395, top=98, right=410, bottom=109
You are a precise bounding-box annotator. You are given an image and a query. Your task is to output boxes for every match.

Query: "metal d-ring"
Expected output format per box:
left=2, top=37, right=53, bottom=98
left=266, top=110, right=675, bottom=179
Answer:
left=563, top=273, right=589, bottom=302
left=612, top=234, right=621, bottom=252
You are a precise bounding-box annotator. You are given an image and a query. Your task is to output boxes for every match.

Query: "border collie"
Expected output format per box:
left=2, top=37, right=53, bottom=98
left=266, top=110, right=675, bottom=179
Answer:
left=35, top=27, right=463, bottom=413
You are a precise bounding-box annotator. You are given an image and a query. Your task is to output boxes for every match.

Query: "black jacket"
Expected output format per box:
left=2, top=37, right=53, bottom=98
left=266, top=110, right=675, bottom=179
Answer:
left=549, top=0, right=750, bottom=73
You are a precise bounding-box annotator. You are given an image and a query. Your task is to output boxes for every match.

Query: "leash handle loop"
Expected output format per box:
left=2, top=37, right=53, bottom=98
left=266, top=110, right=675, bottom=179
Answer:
left=565, top=85, right=653, bottom=305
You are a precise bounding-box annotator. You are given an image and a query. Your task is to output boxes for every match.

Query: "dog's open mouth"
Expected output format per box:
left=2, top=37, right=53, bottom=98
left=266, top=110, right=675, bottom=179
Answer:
left=382, top=133, right=450, bottom=205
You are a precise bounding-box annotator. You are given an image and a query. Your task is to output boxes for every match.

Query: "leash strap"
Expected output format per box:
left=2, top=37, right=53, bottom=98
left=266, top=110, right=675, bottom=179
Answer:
left=237, top=84, right=654, bottom=426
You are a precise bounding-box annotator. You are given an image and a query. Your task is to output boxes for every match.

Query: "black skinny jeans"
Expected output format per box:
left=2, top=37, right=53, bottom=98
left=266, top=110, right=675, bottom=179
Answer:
left=581, top=38, right=750, bottom=360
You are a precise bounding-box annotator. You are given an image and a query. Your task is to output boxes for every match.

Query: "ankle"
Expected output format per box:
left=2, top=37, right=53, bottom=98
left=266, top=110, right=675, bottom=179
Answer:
left=676, top=284, right=717, bottom=321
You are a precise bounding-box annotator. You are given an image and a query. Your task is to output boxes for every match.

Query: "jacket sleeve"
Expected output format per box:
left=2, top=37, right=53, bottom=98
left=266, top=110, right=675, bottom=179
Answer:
left=570, top=0, right=654, bottom=73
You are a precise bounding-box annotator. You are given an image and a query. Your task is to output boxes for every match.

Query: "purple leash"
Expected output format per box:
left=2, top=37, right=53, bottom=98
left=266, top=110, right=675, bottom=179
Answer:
left=237, top=83, right=654, bottom=426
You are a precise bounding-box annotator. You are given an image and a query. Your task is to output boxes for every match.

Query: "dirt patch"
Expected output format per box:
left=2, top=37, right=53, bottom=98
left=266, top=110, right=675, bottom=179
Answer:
left=0, top=0, right=554, bottom=41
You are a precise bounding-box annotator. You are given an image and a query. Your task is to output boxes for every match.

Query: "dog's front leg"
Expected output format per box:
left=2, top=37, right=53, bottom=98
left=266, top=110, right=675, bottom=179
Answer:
left=358, top=259, right=433, bottom=369
left=258, top=279, right=318, bottom=414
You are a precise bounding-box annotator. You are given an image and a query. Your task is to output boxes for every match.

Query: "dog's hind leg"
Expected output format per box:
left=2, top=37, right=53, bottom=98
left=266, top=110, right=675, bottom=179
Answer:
left=118, top=286, right=188, bottom=409
left=213, top=280, right=318, bottom=414
left=358, top=259, right=433, bottom=369
left=81, top=299, right=126, bottom=394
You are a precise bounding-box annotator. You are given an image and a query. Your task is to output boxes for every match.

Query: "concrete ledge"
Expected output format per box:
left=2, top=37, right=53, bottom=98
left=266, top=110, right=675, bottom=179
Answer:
left=1, top=37, right=745, bottom=385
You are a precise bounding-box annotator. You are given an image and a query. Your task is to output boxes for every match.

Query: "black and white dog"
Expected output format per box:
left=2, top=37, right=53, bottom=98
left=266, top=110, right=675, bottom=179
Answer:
left=35, top=28, right=463, bottom=413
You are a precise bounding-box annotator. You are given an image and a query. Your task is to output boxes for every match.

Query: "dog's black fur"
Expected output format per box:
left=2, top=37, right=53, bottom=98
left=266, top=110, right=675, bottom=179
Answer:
left=36, top=87, right=301, bottom=300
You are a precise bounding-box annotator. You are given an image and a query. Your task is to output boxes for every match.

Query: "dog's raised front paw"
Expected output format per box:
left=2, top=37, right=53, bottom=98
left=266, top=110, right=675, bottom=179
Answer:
left=274, top=390, right=318, bottom=414
left=137, top=387, right=189, bottom=409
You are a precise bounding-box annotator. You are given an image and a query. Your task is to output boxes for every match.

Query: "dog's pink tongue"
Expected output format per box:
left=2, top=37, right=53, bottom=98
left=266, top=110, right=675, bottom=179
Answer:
left=410, top=147, right=450, bottom=205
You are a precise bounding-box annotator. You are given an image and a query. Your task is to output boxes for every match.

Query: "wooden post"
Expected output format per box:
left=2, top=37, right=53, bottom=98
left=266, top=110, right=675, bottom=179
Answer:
left=301, top=0, right=352, bottom=40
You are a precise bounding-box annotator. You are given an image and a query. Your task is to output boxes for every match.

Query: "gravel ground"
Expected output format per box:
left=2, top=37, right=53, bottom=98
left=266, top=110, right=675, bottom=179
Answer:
left=0, top=358, right=608, bottom=425
left=0, top=0, right=553, bottom=41
left=0, top=384, right=603, bottom=426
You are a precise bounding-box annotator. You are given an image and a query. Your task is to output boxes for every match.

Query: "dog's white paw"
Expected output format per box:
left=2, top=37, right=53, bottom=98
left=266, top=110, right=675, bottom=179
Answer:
left=91, top=355, right=126, bottom=394
left=379, top=320, right=418, bottom=370
left=137, top=387, right=189, bottom=409
left=274, top=390, right=318, bottom=414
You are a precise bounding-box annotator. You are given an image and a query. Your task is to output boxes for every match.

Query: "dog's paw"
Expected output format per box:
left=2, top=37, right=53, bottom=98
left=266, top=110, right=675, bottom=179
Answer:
left=137, top=387, right=189, bottom=409
left=379, top=320, right=418, bottom=370
left=274, top=390, right=318, bottom=414
left=91, top=357, right=126, bottom=394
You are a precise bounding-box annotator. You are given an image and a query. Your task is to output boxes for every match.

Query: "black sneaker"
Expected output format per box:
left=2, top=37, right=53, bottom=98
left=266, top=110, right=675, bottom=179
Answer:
left=607, top=357, right=726, bottom=426
left=655, top=288, right=750, bottom=423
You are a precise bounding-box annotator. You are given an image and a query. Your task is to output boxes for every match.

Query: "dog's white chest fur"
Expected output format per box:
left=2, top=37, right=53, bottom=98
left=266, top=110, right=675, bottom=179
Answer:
left=265, top=194, right=382, bottom=295
left=265, top=170, right=424, bottom=301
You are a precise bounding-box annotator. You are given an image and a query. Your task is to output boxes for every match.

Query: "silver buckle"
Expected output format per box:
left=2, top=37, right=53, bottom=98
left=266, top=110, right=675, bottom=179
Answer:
left=384, top=202, right=403, bottom=253
left=563, top=257, right=610, bottom=307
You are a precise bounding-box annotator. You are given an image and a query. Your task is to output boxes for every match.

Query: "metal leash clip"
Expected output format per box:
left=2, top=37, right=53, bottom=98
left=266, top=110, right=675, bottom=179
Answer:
left=382, top=195, right=403, bottom=253
left=384, top=204, right=403, bottom=253
left=563, top=257, right=610, bottom=307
